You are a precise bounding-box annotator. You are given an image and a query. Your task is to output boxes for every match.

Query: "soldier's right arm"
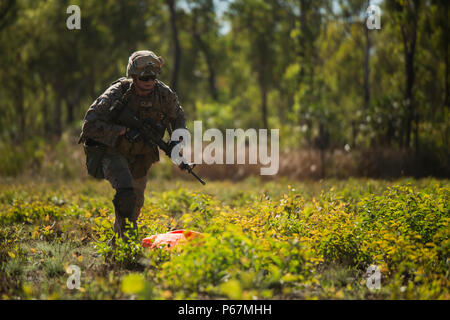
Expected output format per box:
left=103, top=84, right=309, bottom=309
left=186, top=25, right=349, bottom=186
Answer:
left=80, top=83, right=126, bottom=147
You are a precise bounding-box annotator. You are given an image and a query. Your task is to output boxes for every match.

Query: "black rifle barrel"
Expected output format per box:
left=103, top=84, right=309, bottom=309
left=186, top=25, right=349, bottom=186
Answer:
left=186, top=167, right=206, bottom=185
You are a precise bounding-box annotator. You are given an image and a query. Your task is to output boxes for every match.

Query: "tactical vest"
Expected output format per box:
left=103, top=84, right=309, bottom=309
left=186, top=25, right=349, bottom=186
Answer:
left=115, top=79, right=177, bottom=178
left=116, top=80, right=170, bottom=158
left=83, top=77, right=169, bottom=179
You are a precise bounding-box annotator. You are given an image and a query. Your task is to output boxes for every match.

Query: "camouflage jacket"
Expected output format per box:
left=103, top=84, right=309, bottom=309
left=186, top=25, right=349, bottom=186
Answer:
left=79, top=78, right=186, bottom=166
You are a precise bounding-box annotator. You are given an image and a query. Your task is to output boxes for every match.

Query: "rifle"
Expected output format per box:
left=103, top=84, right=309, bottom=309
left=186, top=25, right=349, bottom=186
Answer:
left=108, top=100, right=206, bottom=185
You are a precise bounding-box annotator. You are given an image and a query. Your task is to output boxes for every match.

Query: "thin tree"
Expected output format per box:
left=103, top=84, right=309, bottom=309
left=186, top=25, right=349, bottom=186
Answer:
left=167, top=0, right=181, bottom=93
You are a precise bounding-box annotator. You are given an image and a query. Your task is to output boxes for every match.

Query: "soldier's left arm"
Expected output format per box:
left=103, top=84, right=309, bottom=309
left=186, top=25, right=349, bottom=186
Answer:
left=165, top=90, right=187, bottom=132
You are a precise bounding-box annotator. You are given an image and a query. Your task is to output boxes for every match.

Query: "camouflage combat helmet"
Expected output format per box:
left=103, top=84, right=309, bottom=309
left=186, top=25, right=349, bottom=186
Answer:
left=126, top=50, right=165, bottom=79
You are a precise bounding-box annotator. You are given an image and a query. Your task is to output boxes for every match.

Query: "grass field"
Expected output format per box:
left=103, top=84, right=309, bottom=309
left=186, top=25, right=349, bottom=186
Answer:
left=0, top=177, right=448, bottom=300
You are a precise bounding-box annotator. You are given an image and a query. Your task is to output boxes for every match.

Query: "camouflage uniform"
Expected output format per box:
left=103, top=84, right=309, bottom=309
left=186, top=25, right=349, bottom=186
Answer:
left=78, top=51, right=186, bottom=242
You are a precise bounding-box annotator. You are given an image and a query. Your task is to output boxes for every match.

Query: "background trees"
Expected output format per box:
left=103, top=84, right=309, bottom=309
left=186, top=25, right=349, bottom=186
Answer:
left=0, top=0, right=448, bottom=177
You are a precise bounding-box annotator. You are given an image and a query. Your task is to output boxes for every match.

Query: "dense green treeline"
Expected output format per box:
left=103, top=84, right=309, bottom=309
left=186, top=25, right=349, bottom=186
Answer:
left=0, top=0, right=448, bottom=176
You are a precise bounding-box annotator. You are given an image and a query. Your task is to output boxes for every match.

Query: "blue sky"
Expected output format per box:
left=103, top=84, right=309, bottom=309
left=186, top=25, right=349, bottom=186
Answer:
left=178, top=0, right=384, bottom=35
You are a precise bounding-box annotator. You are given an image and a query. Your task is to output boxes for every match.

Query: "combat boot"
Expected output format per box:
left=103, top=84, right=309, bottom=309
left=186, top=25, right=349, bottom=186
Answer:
left=110, top=188, right=138, bottom=246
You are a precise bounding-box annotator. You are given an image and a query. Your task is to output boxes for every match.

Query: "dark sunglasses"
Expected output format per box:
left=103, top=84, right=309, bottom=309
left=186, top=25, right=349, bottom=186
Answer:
left=138, top=75, right=156, bottom=82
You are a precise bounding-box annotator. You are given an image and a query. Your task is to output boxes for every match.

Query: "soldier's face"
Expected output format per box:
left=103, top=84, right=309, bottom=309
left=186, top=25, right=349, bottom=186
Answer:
left=135, top=76, right=156, bottom=93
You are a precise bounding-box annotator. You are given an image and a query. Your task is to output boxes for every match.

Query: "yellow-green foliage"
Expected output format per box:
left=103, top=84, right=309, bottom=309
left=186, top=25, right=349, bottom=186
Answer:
left=0, top=178, right=448, bottom=299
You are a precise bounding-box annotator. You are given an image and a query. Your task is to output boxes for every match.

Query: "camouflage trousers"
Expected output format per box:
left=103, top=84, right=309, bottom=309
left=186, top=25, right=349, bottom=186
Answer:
left=102, top=147, right=148, bottom=242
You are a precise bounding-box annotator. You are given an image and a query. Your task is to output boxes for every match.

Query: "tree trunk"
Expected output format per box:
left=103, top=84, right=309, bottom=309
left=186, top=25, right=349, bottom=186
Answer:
left=445, top=23, right=449, bottom=110
left=42, top=84, right=51, bottom=137
left=403, top=39, right=416, bottom=149
left=14, top=77, right=25, bottom=142
left=386, top=116, right=394, bottom=147
left=363, top=19, right=371, bottom=110
left=320, top=148, right=325, bottom=179
left=167, top=0, right=181, bottom=93
left=66, top=101, right=74, bottom=125
left=297, top=0, right=309, bottom=84
left=414, top=112, right=419, bottom=155
left=351, top=120, right=357, bottom=147
left=401, top=11, right=417, bottom=150
left=200, top=43, right=218, bottom=101
left=297, top=0, right=318, bottom=148
left=261, top=86, right=268, bottom=129
left=318, top=122, right=328, bottom=179
left=66, top=82, right=84, bottom=126
left=442, top=0, right=449, bottom=110
left=0, top=0, right=16, bottom=31
left=445, top=48, right=449, bottom=109
left=191, top=10, right=218, bottom=101
left=206, top=57, right=218, bottom=101
left=53, top=93, right=63, bottom=137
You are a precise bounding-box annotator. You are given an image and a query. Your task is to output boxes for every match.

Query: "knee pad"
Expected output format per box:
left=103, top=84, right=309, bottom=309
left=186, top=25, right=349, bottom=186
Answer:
left=113, top=188, right=136, bottom=220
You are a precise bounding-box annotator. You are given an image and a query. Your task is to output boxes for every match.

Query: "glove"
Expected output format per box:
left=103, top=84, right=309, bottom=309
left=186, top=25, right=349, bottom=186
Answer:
left=178, top=162, right=192, bottom=171
left=124, top=128, right=141, bottom=142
